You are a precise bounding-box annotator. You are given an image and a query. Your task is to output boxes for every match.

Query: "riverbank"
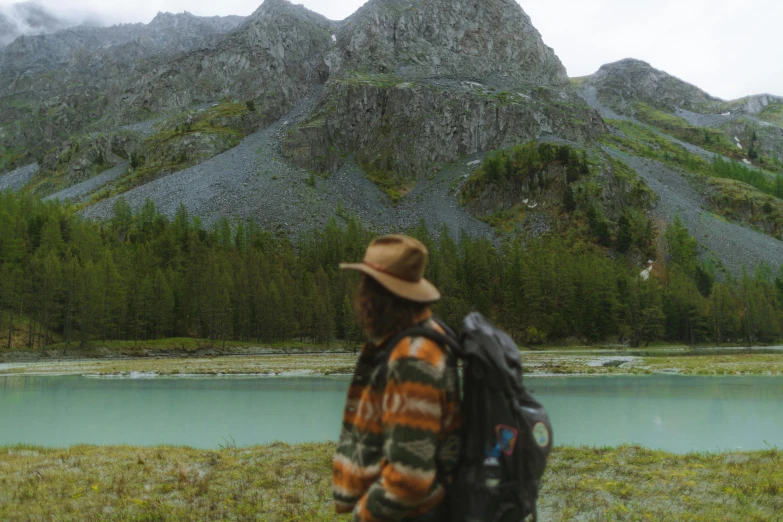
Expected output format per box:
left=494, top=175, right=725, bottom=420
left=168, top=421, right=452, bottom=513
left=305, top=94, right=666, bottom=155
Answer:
left=2, top=349, right=782, bottom=377
left=1, top=443, right=779, bottom=521
left=0, top=354, right=359, bottom=377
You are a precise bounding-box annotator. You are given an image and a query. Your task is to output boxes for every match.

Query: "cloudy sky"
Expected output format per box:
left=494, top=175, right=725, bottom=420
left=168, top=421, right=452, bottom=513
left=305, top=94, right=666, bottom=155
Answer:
left=2, top=0, right=779, bottom=100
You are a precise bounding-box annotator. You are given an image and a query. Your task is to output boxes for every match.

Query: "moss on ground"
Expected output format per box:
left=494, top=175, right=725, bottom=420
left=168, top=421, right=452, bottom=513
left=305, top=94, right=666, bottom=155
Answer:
left=0, top=444, right=780, bottom=521
left=542, top=445, right=782, bottom=521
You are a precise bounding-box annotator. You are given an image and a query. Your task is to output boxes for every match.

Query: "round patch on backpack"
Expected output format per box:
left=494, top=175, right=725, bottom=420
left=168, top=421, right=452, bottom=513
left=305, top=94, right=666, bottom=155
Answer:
left=532, top=422, right=550, bottom=448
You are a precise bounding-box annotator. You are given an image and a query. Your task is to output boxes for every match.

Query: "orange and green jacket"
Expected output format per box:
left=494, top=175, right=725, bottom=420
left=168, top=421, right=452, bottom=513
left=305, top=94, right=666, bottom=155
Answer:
left=333, top=311, right=461, bottom=521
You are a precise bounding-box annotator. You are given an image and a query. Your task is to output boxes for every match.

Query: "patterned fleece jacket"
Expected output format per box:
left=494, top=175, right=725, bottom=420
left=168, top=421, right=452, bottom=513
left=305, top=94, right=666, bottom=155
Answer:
left=333, top=311, right=461, bottom=521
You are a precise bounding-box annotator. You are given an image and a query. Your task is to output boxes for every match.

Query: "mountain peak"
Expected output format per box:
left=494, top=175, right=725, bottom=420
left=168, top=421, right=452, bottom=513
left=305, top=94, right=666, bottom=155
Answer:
left=149, top=11, right=197, bottom=26
left=595, top=58, right=656, bottom=74
left=586, top=57, right=719, bottom=112
left=336, top=0, right=568, bottom=86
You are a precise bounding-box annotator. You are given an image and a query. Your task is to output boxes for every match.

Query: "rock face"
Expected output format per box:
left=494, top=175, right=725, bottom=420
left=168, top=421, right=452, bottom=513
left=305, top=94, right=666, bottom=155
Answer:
left=31, top=131, right=141, bottom=195
left=114, top=0, right=335, bottom=120
left=0, top=12, right=244, bottom=82
left=728, top=94, right=783, bottom=116
left=2, top=0, right=580, bottom=178
left=581, top=58, right=719, bottom=113
left=0, top=10, right=245, bottom=168
left=337, top=0, right=568, bottom=87
left=283, top=0, right=590, bottom=180
left=0, top=0, right=338, bottom=167
left=285, top=79, right=604, bottom=178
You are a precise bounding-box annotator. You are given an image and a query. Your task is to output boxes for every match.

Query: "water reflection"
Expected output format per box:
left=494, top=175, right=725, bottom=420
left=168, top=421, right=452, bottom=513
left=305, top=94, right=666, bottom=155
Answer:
left=0, top=375, right=781, bottom=452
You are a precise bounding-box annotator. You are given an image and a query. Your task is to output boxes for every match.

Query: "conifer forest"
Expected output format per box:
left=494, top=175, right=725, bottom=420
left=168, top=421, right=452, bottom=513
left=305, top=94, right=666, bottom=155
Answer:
left=0, top=189, right=781, bottom=352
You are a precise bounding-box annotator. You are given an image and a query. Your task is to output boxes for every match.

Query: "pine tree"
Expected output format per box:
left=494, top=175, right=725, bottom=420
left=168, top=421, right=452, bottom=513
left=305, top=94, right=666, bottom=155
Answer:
left=616, top=213, right=632, bottom=253
left=111, top=198, right=133, bottom=240
left=563, top=185, right=576, bottom=212
left=341, top=295, right=359, bottom=348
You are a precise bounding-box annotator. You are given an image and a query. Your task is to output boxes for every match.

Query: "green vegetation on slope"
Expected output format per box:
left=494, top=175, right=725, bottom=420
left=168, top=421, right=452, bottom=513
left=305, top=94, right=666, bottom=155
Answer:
left=24, top=131, right=141, bottom=196
left=604, top=119, right=714, bottom=174
left=633, top=102, right=743, bottom=159
left=604, top=119, right=783, bottom=202
left=359, top=158, right=416, bottom=204
left=712, top=155, right=783, bottom=199
left=461, top=142, right=656, bottom=257
left=0, top=147, right=26, bottom=173
left=627, top=102, right=782, bottom=174
left=93, top=102, right=255, bottom=200
left=0, top=444, right=780, bottom=522
left=759, top=101, right=783, bottom=126
left=461, top=142, right=589, bottom=201
left=707, top=177, right=783, bottom=240
left=126, top=102, right=249, bottom=182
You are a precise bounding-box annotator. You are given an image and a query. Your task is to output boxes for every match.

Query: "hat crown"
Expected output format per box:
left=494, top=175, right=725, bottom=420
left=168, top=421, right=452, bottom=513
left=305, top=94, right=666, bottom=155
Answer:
left=363, top=235, right=428, bottom=283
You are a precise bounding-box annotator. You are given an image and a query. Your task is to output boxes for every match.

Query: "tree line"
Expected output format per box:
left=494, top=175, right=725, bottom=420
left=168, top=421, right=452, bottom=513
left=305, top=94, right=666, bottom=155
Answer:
left=0, top=191, right=781, bottom=352
left=712, top=155, right=783, bottom=200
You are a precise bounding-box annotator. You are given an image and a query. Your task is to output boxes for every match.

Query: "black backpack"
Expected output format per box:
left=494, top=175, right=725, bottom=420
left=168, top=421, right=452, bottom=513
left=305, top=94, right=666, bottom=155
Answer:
left=381, top=312, right=552, bottom=522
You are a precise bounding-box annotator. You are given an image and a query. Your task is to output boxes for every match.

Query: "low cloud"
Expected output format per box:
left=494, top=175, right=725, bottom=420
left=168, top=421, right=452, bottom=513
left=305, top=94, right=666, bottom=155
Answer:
left=0, top=1, right=95, bottom=45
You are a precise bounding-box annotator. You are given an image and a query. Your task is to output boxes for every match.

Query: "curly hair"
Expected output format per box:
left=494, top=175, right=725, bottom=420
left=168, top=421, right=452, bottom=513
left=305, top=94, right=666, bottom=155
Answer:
left=354, top=275, right=430, bottom=340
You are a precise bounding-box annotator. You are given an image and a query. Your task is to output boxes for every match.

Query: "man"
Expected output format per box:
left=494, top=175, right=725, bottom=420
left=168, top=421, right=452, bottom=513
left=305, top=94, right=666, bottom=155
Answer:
left=333, top=235, right=461, bottom=522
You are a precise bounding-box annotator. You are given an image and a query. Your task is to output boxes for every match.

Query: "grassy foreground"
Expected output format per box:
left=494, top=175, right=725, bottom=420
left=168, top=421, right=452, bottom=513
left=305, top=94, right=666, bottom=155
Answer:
left=0, top=444, right=780, bottom=521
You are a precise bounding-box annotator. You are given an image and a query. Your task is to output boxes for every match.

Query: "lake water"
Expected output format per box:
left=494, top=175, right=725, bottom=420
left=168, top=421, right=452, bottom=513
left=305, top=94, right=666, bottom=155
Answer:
left=1, top=375, right=781, bottom=453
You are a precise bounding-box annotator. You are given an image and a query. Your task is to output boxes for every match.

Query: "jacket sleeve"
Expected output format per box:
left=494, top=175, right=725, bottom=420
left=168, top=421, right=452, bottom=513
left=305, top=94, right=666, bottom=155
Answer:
left=353, top=337, right=447, bottom=522
left=333, top=343, right=382, bottom=514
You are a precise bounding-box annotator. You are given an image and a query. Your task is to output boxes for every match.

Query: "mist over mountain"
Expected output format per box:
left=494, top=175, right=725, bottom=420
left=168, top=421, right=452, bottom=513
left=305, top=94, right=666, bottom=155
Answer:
left=0, top=1, right=85, bottom=45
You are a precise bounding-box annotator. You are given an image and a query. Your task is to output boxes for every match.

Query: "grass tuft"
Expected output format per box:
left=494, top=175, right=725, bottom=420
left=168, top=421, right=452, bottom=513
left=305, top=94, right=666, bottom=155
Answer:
left=0, top=443, right=780, bottom=521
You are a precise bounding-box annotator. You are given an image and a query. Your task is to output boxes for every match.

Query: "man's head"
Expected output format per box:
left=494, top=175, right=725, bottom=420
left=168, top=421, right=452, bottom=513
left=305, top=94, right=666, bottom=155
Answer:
left=340, top=235, right=440, bottom=339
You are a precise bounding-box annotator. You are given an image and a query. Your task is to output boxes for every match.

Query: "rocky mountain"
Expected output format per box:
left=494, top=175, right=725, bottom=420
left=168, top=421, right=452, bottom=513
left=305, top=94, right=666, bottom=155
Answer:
left=0, top=9, right=246, bottom=172
left=575, top=58, right=783, bottom=272
left=337, top=0, right=568, bottom=86
left=282, top=0, right=599, bottom=186
left=112, top=0, right=335, bottom=122
left=0, top=11, right=244, bottom=79
left=575, top=58, right=783, bottom=163
left=578, top=58, right=719, bottom=114
left=1, top=0, right=782, bottom=275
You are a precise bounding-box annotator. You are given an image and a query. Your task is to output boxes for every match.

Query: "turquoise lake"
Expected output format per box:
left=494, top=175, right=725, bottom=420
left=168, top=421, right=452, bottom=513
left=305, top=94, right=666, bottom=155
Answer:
left=1, top=375, right=781, bottom=453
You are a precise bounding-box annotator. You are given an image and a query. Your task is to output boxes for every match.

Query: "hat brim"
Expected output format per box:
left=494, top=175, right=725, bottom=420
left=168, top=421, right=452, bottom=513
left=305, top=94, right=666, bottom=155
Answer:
left=339, top=263, right=441, bottom=303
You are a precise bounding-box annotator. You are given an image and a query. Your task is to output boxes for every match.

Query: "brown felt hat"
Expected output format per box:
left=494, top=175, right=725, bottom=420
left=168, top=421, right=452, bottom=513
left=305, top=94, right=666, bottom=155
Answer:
left=339, top=235, right=441, bottom=303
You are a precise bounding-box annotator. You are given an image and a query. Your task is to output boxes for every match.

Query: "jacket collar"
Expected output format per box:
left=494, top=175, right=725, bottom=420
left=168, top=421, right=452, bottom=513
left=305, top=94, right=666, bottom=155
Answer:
left=369, top=308, right=433, bottom=348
